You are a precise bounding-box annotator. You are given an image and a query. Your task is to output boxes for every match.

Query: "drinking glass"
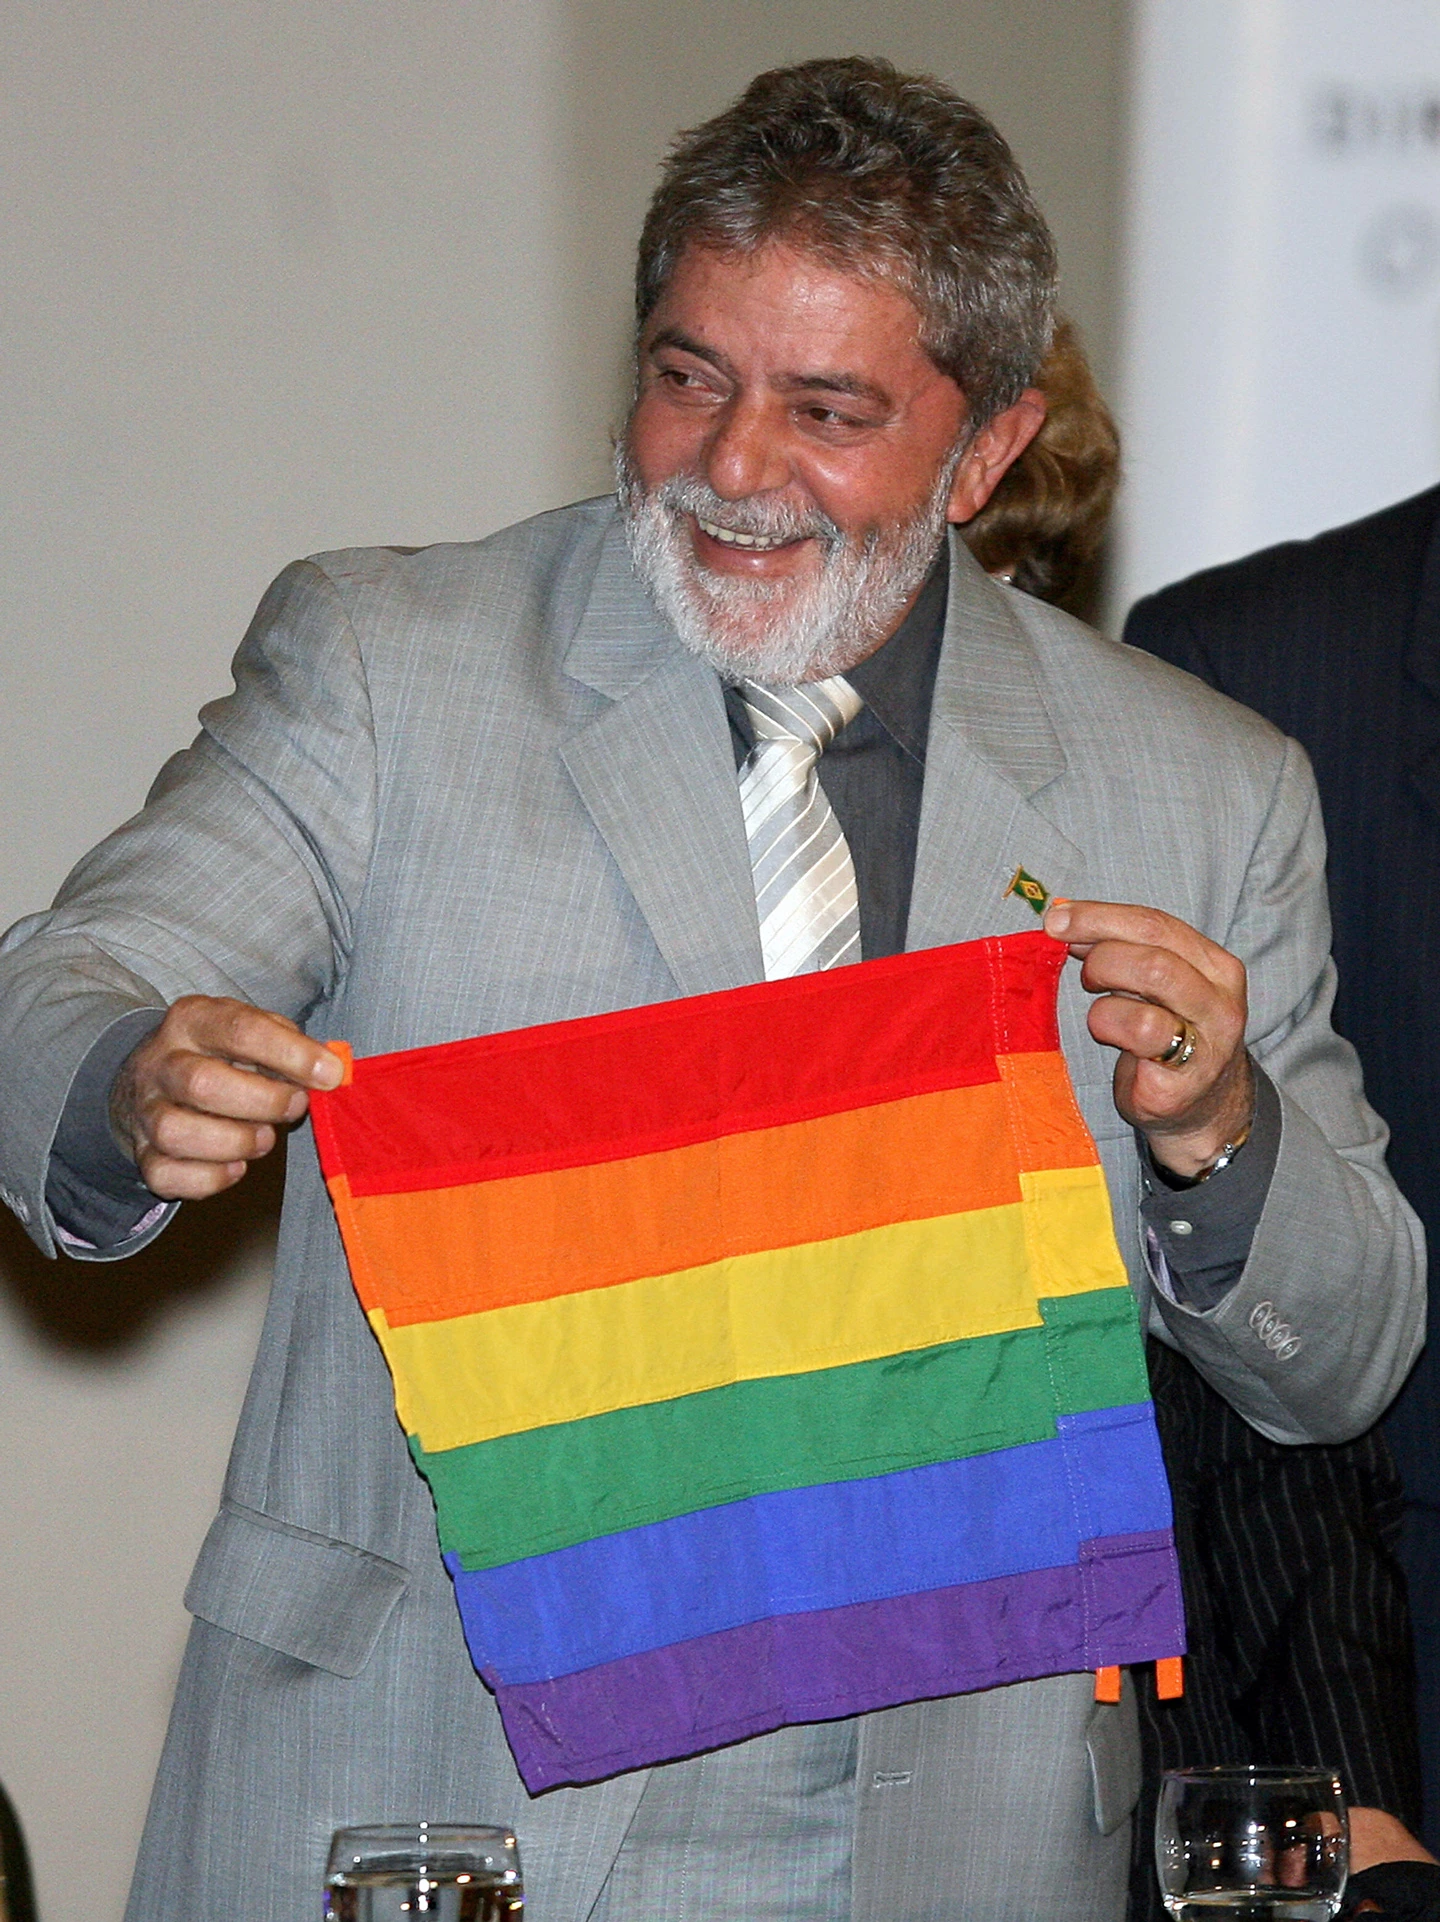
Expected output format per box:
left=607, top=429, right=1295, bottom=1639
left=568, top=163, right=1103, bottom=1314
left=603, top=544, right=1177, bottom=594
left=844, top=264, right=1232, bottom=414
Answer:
left=1156, top=1767, right=1348, bottom=1920
left=324, top=1822, right=523, bottom=1921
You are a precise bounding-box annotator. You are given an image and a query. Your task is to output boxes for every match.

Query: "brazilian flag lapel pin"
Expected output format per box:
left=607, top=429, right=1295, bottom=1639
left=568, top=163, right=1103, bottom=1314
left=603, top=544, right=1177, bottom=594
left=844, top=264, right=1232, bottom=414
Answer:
left=1006, top=866, right=1050, bottom=916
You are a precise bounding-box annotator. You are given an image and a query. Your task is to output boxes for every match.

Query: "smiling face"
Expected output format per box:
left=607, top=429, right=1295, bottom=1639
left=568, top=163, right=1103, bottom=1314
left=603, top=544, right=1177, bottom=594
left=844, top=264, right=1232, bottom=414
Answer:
left=617, top=239, right=1042, bottom=683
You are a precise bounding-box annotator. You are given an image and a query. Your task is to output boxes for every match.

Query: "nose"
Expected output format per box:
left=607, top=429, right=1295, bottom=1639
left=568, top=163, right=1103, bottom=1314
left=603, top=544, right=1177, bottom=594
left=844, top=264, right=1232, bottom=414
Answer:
left=703, top=396, right=792, bottom=501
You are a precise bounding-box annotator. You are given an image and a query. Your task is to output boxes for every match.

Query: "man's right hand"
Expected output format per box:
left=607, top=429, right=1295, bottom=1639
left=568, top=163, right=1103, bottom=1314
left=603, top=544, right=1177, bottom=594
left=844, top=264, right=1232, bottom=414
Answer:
left=109, top=995, right=344, bottom=1201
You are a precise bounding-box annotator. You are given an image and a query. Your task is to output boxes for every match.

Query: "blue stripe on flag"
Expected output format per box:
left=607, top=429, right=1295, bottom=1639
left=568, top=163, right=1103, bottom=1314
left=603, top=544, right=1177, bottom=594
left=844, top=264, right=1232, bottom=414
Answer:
left=449, top=1402, right=1171, bottom=1685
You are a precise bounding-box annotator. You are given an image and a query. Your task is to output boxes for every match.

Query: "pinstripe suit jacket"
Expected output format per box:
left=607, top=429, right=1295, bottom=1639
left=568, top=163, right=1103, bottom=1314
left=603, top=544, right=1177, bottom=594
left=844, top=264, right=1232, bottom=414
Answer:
left=1126, top=1339, right=1421, bottom=1922
left=1126, top=487, right=1440, bottom=1848
left=0, top=502, right=1424, bottom=1921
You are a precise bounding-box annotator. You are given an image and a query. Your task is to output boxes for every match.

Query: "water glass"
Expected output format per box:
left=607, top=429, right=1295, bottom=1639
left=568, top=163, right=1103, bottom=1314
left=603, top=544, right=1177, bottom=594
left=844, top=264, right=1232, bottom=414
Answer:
left=1156, top=1766, right=1348, bottom=1919
left=324, top=1822, right=523, bottom=1921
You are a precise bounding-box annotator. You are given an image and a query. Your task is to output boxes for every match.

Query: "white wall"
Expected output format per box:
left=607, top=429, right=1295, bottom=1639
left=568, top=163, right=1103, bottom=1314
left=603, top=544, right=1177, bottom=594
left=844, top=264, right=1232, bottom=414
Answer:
left=0, top=5, right=1127, bottom=1916
left=1119, top=0, right=1440, bottom=608
left=2, top=0, right=574, bottom=920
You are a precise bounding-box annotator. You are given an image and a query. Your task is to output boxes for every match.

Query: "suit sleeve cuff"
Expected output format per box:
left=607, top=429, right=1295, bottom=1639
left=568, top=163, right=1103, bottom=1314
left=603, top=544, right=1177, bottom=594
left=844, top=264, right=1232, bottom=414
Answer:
left=45, top=1006, right=170, bottom=1250
left=1138, top=1064, right=1281, bottom=1311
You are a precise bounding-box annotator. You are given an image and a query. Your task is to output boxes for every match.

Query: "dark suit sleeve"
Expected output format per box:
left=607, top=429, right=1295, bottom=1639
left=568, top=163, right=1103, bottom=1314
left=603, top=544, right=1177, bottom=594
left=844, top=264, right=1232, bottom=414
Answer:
left=1137, top=1066, right=1280, bottom=1309
left=1123, top=532, right=1435, bottom=1903
left=1124, top=591, right=1224, bottom=688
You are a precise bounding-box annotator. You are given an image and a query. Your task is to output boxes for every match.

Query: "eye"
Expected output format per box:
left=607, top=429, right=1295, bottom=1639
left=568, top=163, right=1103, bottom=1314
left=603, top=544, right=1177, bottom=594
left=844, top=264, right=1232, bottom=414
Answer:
left=800, top=403, right=873, bottom=434
left=650, top=361, right=726, bottom=405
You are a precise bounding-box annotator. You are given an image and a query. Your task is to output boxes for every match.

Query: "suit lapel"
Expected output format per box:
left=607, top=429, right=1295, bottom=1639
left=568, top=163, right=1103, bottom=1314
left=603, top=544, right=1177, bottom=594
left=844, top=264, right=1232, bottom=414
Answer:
left=559, top=519, right=1088, bottom=985
left=559, top=518, right=764, bottom=997
left=908, top=537, right=1084, bottom=950
left=1402, top=488, right=1440, bottom=820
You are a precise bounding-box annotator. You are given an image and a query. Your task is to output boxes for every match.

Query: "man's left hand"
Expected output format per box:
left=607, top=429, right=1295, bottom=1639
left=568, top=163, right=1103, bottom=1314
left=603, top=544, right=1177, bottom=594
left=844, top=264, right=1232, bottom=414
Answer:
left=1043, top=898, right=1254, bottom=1181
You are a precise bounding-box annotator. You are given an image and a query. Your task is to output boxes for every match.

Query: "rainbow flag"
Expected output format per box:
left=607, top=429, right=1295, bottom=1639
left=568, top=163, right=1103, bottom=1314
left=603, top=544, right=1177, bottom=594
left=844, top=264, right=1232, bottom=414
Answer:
left=311, top=931, right=1183, bottom=1791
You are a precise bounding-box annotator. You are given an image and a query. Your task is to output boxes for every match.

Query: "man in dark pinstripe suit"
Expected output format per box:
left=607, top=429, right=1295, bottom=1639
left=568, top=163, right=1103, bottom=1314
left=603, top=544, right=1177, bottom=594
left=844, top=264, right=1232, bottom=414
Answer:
left=1127, top=486, right=1440, bottom=1912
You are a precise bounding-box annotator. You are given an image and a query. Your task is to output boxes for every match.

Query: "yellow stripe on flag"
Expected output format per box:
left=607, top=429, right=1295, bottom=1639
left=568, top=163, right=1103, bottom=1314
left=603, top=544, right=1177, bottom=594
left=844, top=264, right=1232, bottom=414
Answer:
left=1019, top=1164, right=1131, bottom=1298
left=371, top=1165, right=1125, bottom=1453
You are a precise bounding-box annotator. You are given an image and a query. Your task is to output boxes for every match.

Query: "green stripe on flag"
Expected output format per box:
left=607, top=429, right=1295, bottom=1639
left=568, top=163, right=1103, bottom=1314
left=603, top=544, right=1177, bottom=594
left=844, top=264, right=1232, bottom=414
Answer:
left=1041, top=1283, right=1150, bottom=1415
left=416, top=1288, right=1145, bottom=1572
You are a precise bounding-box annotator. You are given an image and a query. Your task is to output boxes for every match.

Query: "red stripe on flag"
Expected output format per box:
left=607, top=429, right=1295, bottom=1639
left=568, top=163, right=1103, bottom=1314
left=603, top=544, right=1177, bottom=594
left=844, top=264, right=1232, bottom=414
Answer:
left=312, top=933, right=1065, bottom=1196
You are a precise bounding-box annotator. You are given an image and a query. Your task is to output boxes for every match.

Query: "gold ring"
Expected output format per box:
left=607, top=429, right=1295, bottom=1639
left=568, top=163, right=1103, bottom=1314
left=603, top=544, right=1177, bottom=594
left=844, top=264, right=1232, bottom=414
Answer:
left=1155, top=1020, right=1199, bottom=1069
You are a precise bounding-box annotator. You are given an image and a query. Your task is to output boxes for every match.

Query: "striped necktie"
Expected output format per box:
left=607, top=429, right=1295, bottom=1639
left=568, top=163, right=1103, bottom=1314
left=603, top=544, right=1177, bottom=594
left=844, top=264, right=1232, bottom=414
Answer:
left=737, top=676, right=864, bottom=980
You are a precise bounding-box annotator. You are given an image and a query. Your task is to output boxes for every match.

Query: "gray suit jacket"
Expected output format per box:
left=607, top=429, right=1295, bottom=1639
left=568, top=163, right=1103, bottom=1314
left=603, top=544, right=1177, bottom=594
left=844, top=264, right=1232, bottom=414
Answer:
left=0, top=502, right=1423, bottom=1920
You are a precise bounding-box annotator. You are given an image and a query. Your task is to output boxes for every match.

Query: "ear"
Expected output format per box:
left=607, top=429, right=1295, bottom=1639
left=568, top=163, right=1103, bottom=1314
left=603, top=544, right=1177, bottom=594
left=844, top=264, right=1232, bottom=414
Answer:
left=946, top=389, right=1047, bottom=524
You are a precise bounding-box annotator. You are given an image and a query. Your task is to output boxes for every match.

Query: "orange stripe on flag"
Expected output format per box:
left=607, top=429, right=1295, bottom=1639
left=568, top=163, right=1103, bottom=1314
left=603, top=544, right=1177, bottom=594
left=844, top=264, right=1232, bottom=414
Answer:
left=997, top=1052, right=1096, bottom=1172
left=331, top=1061, right=1100, bottom=1327
left=340, top=1079, right=1041, bottom=1324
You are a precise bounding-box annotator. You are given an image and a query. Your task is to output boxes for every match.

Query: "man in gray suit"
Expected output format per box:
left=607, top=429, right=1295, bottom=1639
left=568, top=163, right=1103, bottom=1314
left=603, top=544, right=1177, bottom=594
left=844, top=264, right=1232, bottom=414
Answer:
left=0, top=58, right=1424, bottom=1922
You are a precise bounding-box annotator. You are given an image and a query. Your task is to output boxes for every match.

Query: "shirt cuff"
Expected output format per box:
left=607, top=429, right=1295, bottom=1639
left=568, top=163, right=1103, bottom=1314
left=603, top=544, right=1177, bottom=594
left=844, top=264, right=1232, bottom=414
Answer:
left=1137, top=1063, right=1280, bottom=1311
left=45, top=1006, right=169, bottom=1249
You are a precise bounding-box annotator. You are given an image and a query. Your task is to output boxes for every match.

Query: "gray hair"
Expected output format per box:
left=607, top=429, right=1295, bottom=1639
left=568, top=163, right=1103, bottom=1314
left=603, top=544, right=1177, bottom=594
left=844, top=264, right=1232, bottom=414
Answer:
left=635, top=57, right=1058, bottom=427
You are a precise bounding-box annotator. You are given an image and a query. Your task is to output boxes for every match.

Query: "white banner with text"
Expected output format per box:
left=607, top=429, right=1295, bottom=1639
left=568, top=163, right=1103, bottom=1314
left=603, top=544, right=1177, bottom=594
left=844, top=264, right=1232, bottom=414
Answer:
left=1118, top=0, right=1440, bottom=607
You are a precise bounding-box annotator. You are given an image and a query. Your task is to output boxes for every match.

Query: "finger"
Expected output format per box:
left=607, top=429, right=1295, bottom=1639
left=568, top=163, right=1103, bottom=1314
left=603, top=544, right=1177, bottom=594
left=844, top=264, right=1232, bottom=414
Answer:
left=136, top=1147, right=252, bottom=1202
left=1086, top=994, right=1207, bottom=1067
left=1111, top=1026, right=1255, bottom=1156
left=1101, top=1026, right=1222, bottom=1127
left=151, top=1049, right=313, bottom=1127
left=1044, top=899, right=1239, bottom=991
left=166, top=996, right=344, bottom=1091
left=140, top=1101, right=281, bottom=1167
left=1075, top=939, right=1233, bottom=1035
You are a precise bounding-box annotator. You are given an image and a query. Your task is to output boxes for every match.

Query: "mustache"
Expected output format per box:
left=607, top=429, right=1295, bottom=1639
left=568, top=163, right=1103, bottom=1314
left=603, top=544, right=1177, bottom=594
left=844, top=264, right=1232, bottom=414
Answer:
left=637, top=468, right=847, bottom=554
left=614, top=430, right=955, bottom=684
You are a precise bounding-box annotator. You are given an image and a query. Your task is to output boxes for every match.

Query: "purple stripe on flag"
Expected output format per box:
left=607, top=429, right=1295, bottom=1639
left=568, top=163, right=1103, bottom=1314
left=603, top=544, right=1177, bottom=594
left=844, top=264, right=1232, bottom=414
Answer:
left=490, top=1530, right=1183, bottom=1792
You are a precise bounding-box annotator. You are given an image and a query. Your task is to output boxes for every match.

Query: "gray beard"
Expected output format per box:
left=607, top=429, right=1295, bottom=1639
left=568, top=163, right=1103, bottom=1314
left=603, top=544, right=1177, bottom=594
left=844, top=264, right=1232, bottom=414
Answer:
left=614, top=439, right=958, bottom=685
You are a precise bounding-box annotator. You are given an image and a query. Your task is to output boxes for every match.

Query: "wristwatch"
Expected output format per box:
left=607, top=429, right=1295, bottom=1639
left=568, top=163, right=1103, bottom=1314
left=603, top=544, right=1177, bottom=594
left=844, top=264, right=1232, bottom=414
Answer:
left=1159, top=1118, right=1253, bottom=1191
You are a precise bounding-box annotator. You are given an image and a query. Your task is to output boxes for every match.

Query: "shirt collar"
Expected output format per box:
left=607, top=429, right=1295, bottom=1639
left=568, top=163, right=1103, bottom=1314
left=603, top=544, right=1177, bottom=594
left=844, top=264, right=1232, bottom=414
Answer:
left=721, top=541, right=949, bottom=761
left=845, top=543, right=948, bottom=766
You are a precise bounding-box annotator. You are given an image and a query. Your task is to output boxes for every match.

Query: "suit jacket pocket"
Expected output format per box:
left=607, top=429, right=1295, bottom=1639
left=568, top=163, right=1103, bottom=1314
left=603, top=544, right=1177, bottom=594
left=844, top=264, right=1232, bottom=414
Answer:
left=185, top=1500, right=408, bottom=1678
